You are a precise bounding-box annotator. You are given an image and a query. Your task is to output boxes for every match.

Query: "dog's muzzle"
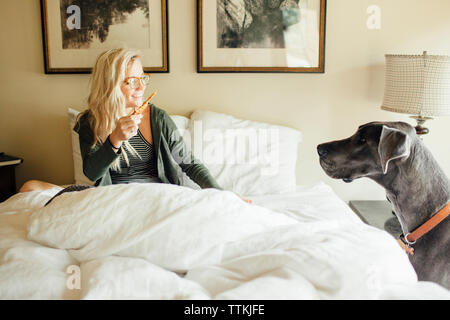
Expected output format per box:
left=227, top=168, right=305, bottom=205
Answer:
left=317, top=144, right=334, bottom=170
left=317, top=143, right=353, bottom=183
left=317, top=144, right=328, bottom=158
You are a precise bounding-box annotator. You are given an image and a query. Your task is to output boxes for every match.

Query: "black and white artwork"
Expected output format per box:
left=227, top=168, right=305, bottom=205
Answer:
left=198, top=0, right=326, bottom=72
left=59, top=0, right=150, bottom=49
left=41, top=0, right=168, bottom=73
left=217, top=0, right=302, bottom=48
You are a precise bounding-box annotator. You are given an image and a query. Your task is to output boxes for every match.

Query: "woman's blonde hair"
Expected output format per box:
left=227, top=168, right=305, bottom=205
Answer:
left=83, top=48, right=142, bottom=171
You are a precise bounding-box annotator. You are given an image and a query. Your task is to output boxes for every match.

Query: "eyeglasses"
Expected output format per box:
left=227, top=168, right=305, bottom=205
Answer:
left=124, top=74, right=150, bottom=89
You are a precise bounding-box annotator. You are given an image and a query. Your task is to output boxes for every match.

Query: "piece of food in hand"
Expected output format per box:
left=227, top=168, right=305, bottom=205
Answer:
left=132, top=90, right=157, bottom=115
left=240, top=196, right=252, bottom=204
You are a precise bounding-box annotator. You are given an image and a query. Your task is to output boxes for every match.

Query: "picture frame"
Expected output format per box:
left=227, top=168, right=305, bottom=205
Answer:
left=40, top=0, right=169, bottom=74
left=197, top=0, right=326, bottom=73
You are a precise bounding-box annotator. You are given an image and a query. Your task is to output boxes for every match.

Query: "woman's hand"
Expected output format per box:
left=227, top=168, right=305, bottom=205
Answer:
left=109, top=114, right=143, bottom=149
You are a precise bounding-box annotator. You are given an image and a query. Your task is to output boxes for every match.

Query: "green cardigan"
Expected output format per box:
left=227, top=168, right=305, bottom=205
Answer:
left=73, top=105, right=222, bottom=190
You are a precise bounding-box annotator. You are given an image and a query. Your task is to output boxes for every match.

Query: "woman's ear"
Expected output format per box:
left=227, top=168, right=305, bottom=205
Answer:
left=378, top=125, right=410, bottom=174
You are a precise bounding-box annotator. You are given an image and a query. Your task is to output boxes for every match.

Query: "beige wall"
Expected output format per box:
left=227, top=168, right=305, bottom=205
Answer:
left=1, top=0, right=449, bottom=201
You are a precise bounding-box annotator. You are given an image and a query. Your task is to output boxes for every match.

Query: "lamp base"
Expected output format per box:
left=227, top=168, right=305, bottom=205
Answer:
left=410, top=115, right=433, bottom=136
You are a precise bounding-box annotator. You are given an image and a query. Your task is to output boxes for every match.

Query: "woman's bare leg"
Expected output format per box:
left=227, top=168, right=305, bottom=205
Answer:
left=19, top=180, right=60, bottom=193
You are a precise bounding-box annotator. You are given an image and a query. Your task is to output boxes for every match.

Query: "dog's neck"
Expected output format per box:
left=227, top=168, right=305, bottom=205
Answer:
left=371, top=140, right=450, bottom=234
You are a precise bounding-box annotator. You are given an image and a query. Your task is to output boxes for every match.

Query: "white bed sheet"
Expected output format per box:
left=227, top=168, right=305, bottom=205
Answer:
left=0, top=188, right=78, bottom=299
left=0, top=183, right=449, bottom=300
left=248, top=183, right=362, bottom=223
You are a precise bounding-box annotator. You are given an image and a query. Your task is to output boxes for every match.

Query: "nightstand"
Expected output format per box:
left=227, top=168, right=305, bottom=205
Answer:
left=349, top=200, right=402, bottom=237
left=0, top=153, right=23, bottom=202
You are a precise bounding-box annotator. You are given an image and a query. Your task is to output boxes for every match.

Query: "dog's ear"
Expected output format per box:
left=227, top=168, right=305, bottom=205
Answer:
left=378, top=125, right=410, bottom=174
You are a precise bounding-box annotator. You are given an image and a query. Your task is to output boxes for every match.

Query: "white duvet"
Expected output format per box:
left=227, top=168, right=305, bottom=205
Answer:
left=0, top=183, right=449, bottom=299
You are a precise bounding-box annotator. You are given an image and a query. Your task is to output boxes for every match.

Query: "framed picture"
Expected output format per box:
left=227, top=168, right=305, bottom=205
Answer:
left=197, top=0, right=326, bottom=73
left=40, top=0, right=169, bottom=74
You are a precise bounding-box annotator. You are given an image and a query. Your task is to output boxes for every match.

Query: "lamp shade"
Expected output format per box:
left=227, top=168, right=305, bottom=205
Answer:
left=381, top=52, right=450, bottom=117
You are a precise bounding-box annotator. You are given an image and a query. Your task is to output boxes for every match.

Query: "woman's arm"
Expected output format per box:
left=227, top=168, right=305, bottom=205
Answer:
left=74, top=114, right=120, bottom=183
left=78, top=134, right=120, bottom=182
left=162, top=112, right=222, bottom=190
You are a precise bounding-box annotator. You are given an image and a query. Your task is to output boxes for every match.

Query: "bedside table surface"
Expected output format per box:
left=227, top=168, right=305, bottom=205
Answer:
left=0, top=153, right=23, bottom=202
left=0, top=153, right=23, bottom=167
left=349, top=200, right=394, bottom=230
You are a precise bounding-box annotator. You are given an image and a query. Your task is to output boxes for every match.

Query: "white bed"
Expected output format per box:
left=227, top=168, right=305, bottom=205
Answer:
left=0, top=109, right=448, bottom=300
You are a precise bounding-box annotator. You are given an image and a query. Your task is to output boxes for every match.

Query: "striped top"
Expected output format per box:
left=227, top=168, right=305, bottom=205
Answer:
left=110, top=130, right=161, bottom=184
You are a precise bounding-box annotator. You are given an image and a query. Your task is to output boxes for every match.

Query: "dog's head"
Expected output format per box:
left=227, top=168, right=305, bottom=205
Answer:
left=317, top=122, right=415, bottom=183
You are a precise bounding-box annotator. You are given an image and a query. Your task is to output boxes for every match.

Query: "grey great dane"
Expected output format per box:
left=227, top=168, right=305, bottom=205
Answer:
left=317, top=121, right=449, bottom=289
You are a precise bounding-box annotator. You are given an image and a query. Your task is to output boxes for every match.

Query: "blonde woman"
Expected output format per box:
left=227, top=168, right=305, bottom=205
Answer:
left=20, top=48, right=224, bottom=196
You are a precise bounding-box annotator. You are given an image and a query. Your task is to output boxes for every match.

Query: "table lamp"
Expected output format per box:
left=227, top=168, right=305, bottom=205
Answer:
left=381, top=52, right=450, bottom=235
left=381, top=51, right=450, bottom=135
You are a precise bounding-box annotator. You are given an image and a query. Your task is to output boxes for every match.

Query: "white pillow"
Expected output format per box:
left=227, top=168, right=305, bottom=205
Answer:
left=67, top=108, right=191, bottom=186
left=68, top=108, right=95, bottom=186
left=186, top=110, right=302, bottom=196
left=169, top=115, right=190, bottom=135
